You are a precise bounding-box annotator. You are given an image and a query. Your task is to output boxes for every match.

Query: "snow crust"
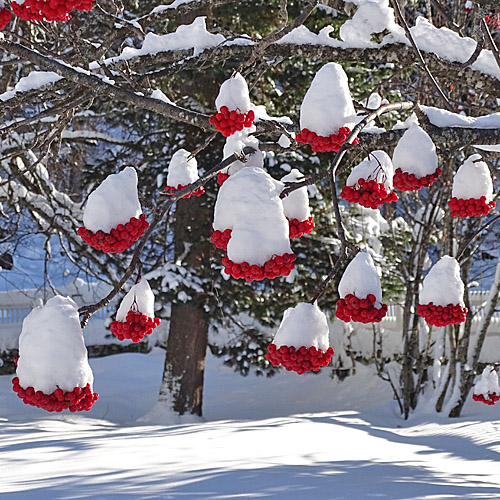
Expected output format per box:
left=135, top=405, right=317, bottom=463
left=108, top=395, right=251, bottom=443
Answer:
left=221, top=128, right=263, bottom=176
left=213, top=167, right=291, bottom=265
left=272, top=302, right=330, bottom=351
left=452, top=154, right=493, bottom=200
left=82, top=167, right=142, bottom=233
left=419, top=256, right=464, bottom=307
left=281, top=169, right=311, bottom=221
left=300, top=63, right=356, bottom=136
left=116, top=279, right=155, bottom=321
left=338, top=252, right=383, bottom=304
left=392, top=124, right=438, bottom=176
left=215, top=72, right=251, bottom=113
left=346, top=150, right=394, bottom=190
left=114, top=17, right=225, bottom=62
left=16, top=296, right=94, bottom=393
left=474, top=366, right=500, bottom=396
left=150, top=89, right=173, bottom=104
left=166, top=149, right=199, bottom=187
left=339, top=0, right=399, bottom=45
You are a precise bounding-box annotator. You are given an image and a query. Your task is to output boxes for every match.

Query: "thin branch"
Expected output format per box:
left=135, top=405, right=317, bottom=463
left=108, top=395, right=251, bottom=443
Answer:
left=78, top=148, right=256, bottom=327
left=389, top=0, right=454, bottom=112
left=457, top=213, right=500, bottom=262
left=481, top=18, right=500, bottom=72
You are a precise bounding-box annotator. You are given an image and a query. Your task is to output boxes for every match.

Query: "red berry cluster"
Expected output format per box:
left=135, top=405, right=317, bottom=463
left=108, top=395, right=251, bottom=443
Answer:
left=416, top=302, right=467, bottom=327
left=208, top=106, right=255, bottom=137
left=221, top=253, right=296, bottom=281
left=341, top=179, right=398, bottom=209
left=295, top=127, right=358, bottom=153
left=217, top=172, right=230, bottom=185
left=0, top=7, right=12, bottom=29
left=78, top=214, right=148, bottom=253
left=11, top=0, right=93, bottom=22
left=472, top=392, right=500, bottom=405
left=110, top=310, right=161, bottom=343
left=163, top=184, right=205, bottom=199
left=211, top=229, right=232, bottom=251
left=393, top=168, right=442, bottom=191
left=288, top=217, right=315, bottom=239
left=448, top=197, right=495, bottom=217
left=12, top=377, right=98, bottom=412
left=485, top=13, right=500, bottom=31
left=266, top=344, right=334, bottom=375
left=336, top=293, right=387, bottom=323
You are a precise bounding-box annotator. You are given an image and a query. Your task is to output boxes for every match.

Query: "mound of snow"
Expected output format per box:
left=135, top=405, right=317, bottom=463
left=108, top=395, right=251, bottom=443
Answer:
left=115, top=279, right=155, bottom=321
left=452, top=154, right=494, bottom=201
left=419, top=256, right=464, bottom=306
left=166, top=149, right=199, bottom=187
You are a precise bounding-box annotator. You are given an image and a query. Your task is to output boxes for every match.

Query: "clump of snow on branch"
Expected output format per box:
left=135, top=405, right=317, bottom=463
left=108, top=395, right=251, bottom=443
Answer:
left=221, top=128, right=264, bottom=177
left=346, top=150, right=395, bottom=191
left=419, top=256, right=465, bottom=307
left=452, top=154, right=493, bottom=201
left=166, top=149, right=199, bottom=187
left=392, top=124, right=439, bottom=177
left=339, top=0, right=399, bottom=45
left=16, top=296, right=94, bottom=394
left=82, top=167, right=142, bottom=233
left=213, top=167, right=291, bottom=265
left=115, top=279, right=155, bottom=322
left=338, top=252, right=383, bottom=305
left=272, top=302, right=330, bottom=351
left=215, top=72, right=251, bottom=114
left=299, top=62, right=355, bottom=136
left=281, top=169, right=311, bottom=222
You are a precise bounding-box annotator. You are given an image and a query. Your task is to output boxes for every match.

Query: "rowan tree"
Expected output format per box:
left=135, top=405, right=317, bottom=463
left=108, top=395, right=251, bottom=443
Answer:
left=1, top=0, right=500, bottom=419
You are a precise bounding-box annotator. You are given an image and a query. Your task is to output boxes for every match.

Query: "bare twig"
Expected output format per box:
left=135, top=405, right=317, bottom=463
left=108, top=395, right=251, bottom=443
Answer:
left=389, top=0, right=454, bottom=112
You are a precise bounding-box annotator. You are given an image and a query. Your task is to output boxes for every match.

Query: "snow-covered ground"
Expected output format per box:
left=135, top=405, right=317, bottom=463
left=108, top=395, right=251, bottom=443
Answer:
left=1, top=348, right=500, bottom=499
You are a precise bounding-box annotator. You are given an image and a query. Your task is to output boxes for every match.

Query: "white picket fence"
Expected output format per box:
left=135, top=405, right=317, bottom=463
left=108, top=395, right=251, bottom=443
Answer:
left=1, top=281, right=499, bottom=351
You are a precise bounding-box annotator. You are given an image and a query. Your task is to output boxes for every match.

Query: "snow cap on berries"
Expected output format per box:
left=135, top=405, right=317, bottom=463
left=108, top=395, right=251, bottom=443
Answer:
left=452, top=154, right=493, bottom=201
left=474, top=366, right=500, bottom=397
left=272, top=302, right=330, bottom=351
left=116, top=279, right=155, bottom=321
left=281, top=169, right=311, bottom=221
left=16, top=296, right=94, bottom=394
left=83, top=167, right=142, bottom=233
left=166, top=149, right=199, bottom=187
left=392, top=123, right=439, bottom=177
left=220, top=127, right=264, bottom=176
left=300, top=62, right=356, bottom=137
left=213, top=167, right=291, bottom=265
left=338, top=252, right=383, bottom=304
left=346, top=150, right=395, bottom=190
left=215, top=72, right=252, bottom=114
left=419, top=256, right=465, bottom=307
